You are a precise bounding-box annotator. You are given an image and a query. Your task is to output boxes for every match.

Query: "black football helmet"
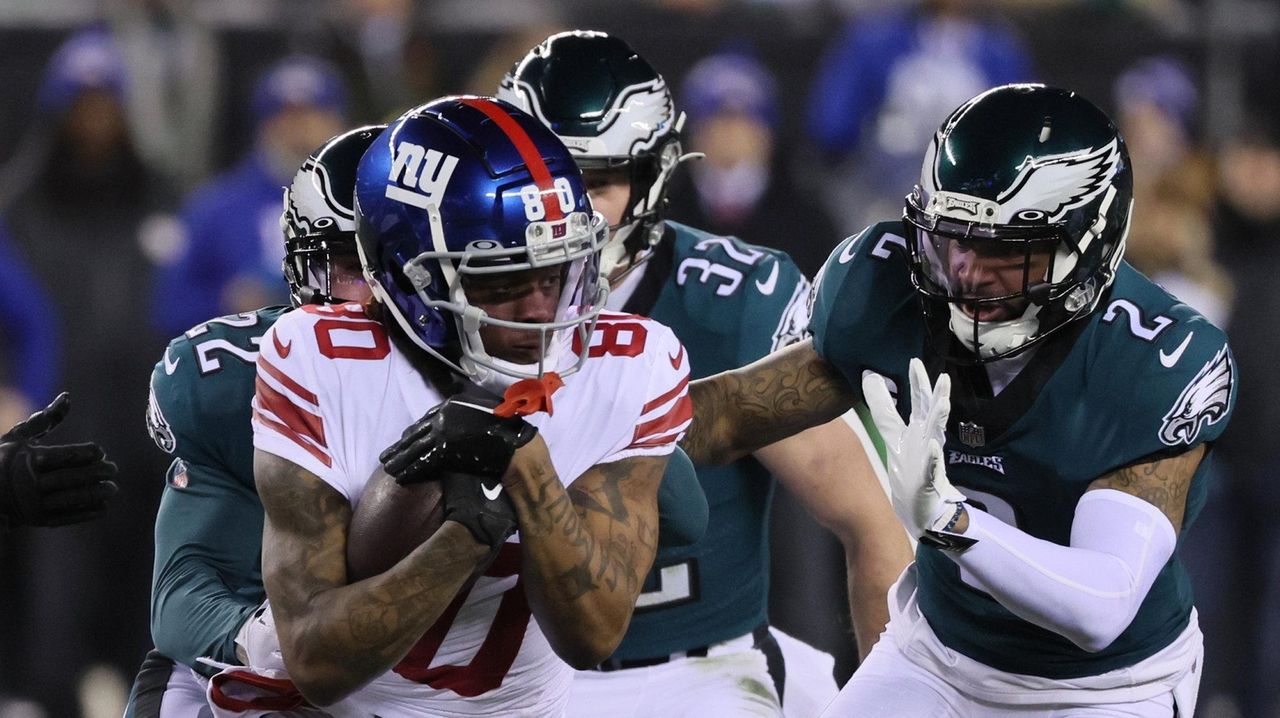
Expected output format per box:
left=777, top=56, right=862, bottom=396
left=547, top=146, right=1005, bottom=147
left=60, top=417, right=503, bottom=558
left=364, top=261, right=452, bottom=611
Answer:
left=498, top=30, right=694, bottom=276
left=282, top=124, right=384, bottom=306
left=903, top=84, right=1133, bottom=362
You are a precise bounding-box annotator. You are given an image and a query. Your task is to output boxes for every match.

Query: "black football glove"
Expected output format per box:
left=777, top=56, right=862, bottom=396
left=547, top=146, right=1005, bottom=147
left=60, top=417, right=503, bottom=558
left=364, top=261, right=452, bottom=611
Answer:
left=440, top=471, right=519, bottom=550
left=380, top=385, right=538, bottom=484
left=0, top=393, right=119, bottom=531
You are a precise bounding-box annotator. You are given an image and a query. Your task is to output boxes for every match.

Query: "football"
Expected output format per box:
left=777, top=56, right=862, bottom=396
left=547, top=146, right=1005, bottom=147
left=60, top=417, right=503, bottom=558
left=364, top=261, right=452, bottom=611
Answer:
left=346, top=467, right=445, bottom=581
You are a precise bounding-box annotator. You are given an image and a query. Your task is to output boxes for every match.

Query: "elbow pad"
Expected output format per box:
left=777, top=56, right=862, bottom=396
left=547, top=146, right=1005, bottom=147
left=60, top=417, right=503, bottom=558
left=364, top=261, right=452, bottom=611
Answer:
left=950, top=489, right=1176, bottom=652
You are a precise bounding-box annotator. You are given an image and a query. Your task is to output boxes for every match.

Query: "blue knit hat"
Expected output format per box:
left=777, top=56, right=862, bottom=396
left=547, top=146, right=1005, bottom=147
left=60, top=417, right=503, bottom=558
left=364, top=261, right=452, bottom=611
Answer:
left=681, top=50, right=778, bottom=130
left=251, top=55, right=348, bottom=127
left=36, top=28, right=126, bottom=118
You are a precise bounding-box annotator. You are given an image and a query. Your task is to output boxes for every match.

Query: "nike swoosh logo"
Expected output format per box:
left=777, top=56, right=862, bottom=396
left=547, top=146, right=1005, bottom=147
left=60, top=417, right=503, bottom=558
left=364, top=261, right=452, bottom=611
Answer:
left=669, top=346, right=685, bottom=370
left=482, top=482, right=503, bottom=501
left=163, top=347, right=181, bottom=375
left=838, top=238, right=859, bottom=264
left=1160, top=331, right=1194, bottom=368
left=273, top=332, right=292, bottom=358
left=755, top=260, right=779, bottom=295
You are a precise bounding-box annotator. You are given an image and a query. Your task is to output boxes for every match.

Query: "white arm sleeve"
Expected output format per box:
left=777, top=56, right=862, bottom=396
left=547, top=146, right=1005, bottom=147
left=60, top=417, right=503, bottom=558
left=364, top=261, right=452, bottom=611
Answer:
left=948, top=488, right=1177, bottom=652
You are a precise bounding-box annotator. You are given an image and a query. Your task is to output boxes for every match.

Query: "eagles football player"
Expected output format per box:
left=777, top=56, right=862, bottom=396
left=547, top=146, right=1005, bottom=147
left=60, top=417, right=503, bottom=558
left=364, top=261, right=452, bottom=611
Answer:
left=683, top=84, right=1234, bottom=716
left=500, top=31, right=910, bottom=718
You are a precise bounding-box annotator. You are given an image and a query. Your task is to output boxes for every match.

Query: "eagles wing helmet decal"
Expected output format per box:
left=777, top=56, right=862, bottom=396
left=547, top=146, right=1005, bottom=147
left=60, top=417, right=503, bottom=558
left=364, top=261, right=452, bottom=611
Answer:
left=1159, top=344, right=1233, bottom=446
left=997, top=139, right=1122, bottom=222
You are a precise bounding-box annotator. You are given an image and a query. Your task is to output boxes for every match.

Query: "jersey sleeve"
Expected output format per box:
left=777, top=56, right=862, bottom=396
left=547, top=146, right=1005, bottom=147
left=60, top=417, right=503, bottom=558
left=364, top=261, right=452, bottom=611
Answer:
left=809, top=228, right=869, bottom=364
left=605, top=321, right=692, bottom=463
left=250, top=311, right=349, bottom=497
left=734, top=252, right=812, bottom=363
left=1102, top=312, right=1236, bottom=463
left=655, top=446, right=709, bottom=551
left=151, top=458, right=265, bottom=672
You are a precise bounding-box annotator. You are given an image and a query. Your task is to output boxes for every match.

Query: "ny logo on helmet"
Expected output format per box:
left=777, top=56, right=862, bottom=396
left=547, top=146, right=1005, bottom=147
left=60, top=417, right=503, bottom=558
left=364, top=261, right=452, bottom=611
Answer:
left=385, top=141, right=459, bottom=210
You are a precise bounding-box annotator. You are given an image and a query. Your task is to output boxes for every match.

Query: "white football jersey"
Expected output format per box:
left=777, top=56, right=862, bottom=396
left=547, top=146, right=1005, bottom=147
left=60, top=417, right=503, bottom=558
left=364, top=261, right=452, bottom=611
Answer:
left=251, top=303, right=690, bottom=717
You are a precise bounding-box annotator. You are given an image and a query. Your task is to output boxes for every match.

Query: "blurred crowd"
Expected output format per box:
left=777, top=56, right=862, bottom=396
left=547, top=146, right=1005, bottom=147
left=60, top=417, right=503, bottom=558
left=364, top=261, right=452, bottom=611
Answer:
left=0, top=0, right=1277, bottom=716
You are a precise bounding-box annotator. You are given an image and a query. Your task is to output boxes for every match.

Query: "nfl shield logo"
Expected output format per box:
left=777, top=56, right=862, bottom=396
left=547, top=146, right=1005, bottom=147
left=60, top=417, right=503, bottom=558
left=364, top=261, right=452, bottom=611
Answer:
left=958, top=421, right=986, bottom=448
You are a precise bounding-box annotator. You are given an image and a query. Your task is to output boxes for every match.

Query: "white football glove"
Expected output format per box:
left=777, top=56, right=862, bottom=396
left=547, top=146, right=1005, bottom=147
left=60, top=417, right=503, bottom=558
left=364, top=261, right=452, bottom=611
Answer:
left=861, top=358, right=966, bottom=539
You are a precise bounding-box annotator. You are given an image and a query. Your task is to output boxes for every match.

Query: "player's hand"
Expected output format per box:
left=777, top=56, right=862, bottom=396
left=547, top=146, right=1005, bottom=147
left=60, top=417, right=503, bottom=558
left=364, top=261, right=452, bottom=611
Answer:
left=440, top=471, right=519, bottom=550
left=0, top=393, right=119, bottom=531
left=862, top=359, right=965, bottom=538
left=380, top=385, right=539, bottom=483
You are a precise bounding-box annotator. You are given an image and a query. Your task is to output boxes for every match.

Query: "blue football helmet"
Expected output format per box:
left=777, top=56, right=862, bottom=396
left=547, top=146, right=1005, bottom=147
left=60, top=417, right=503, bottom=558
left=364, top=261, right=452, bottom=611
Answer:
left=354, top=96, right=609, bottom=385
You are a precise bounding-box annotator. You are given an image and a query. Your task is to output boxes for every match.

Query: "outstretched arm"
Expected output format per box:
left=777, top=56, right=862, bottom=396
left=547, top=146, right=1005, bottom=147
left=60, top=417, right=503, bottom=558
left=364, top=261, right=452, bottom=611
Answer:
left=683, top=339, right=858, bottom=465
left=500, top=438, right=665, bottom=668
left=755, top=417, right=911, bottom=659
left=255, top=450, right=491, bottom=705
left=943, top=447, right=1202, bottom=652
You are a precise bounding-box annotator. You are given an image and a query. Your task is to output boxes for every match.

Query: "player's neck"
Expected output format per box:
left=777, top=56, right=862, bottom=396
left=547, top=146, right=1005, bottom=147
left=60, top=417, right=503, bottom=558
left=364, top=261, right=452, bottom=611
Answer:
left=984, top=346, right=1038, bottom=396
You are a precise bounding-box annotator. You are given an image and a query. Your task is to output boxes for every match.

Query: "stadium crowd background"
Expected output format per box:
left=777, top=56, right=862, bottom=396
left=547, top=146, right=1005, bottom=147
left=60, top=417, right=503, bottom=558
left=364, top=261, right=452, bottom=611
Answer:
left=0, top=0, right=1276, bottom=716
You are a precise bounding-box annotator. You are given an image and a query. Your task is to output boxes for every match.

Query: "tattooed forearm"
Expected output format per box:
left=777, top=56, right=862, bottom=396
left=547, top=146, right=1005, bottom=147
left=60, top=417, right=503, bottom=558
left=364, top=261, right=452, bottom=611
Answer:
left=1088, top=444, right=1206, bottom=535
left=682, top=339, right=857, bottom=465
left=502, top=441, right=664, bottom=667
left=255, top=450, right=489, bottom=704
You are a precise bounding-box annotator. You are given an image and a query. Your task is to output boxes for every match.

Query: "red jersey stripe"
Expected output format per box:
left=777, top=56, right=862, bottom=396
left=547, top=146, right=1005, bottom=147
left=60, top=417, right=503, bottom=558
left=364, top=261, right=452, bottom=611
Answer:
left=258, top=355, right=318, bottom=406
left=633, top=394, right=693, bottom=444
left=642, top=375, right=689, bottom=415
left=460, top=97, right=564, bottom=221
left=255, top=376, right=327, bottom=450
left=253, top=407, right=332, bottom=468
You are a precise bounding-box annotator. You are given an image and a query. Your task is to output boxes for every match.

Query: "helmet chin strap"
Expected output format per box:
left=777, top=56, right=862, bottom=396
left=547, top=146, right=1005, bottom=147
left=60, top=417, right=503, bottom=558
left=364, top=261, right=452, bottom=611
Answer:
left=948, top=302, right=1044, bottom=360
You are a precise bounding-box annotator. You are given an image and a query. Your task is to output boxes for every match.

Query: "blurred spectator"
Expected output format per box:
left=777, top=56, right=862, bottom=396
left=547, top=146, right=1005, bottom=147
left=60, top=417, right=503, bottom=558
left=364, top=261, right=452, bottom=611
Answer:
left=667, top=48, right=838, bottom=277
left=150, top=54, right=347, bottom=337
left=1189, top=121, right=1280, bottom=718
left=0, top=220, right=60, bottom=427
left=1114, top=56, right=1231, bottom=326
left=0, top=27, right=173, bottom=717
left=805, top=0, right=1033, bottom=230
left=318, top=0, right=441, bottom=121
left=105, top=0, right=223, bottom=192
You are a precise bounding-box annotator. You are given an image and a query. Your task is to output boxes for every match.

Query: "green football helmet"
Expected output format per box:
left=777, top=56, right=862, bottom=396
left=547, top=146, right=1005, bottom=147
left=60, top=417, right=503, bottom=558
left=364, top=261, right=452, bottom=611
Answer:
left=281, top=124, right=384, bottom=306
left=497, top=30, right=693, bottom=276
left=903, top=84, right=1134, bottom=362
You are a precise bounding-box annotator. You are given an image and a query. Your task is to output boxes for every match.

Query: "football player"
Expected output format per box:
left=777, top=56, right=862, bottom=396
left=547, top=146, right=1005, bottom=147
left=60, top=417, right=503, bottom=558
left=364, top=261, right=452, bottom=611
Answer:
left=498, top=31, right=911, bottom=718
left=125, top=124, right=384, bottom=717
left=682, top=84, right=1234, bottom=715
left=129, top=119, right=707, bottom=717
left=0, top=393, right=117, bottom=531
left=250, top=96, right=693, bottom=716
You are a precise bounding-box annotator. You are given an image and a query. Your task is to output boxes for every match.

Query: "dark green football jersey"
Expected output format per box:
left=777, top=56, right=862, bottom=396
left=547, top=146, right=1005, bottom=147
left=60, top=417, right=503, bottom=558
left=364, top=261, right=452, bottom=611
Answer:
left=613, top=222, right=812, bottom=660
left=144, top=306, right=287, bottom=671
left=810, top=222, right=1236, bottom=679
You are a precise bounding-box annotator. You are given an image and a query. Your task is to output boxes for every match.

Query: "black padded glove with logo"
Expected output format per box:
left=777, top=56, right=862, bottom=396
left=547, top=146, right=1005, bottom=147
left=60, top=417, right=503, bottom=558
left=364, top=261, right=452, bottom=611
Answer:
left=440, top=471, right=519, bottom=550
left=0, top=393, right=119, bottom=530
left=380, top=385, right=538, bottom=484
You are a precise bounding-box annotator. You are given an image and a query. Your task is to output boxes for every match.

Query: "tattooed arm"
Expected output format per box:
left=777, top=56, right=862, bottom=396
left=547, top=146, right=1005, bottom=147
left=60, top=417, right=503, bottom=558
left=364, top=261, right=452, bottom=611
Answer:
left=682, top=339, right=859, bottom=466
left=500, top=436, right=665, bottom=668
left=1084, top=445, right=1205, bottom=535
left=936, top=446, right=1207, bottom=651
left=255, top=450, right=492, bottom=705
